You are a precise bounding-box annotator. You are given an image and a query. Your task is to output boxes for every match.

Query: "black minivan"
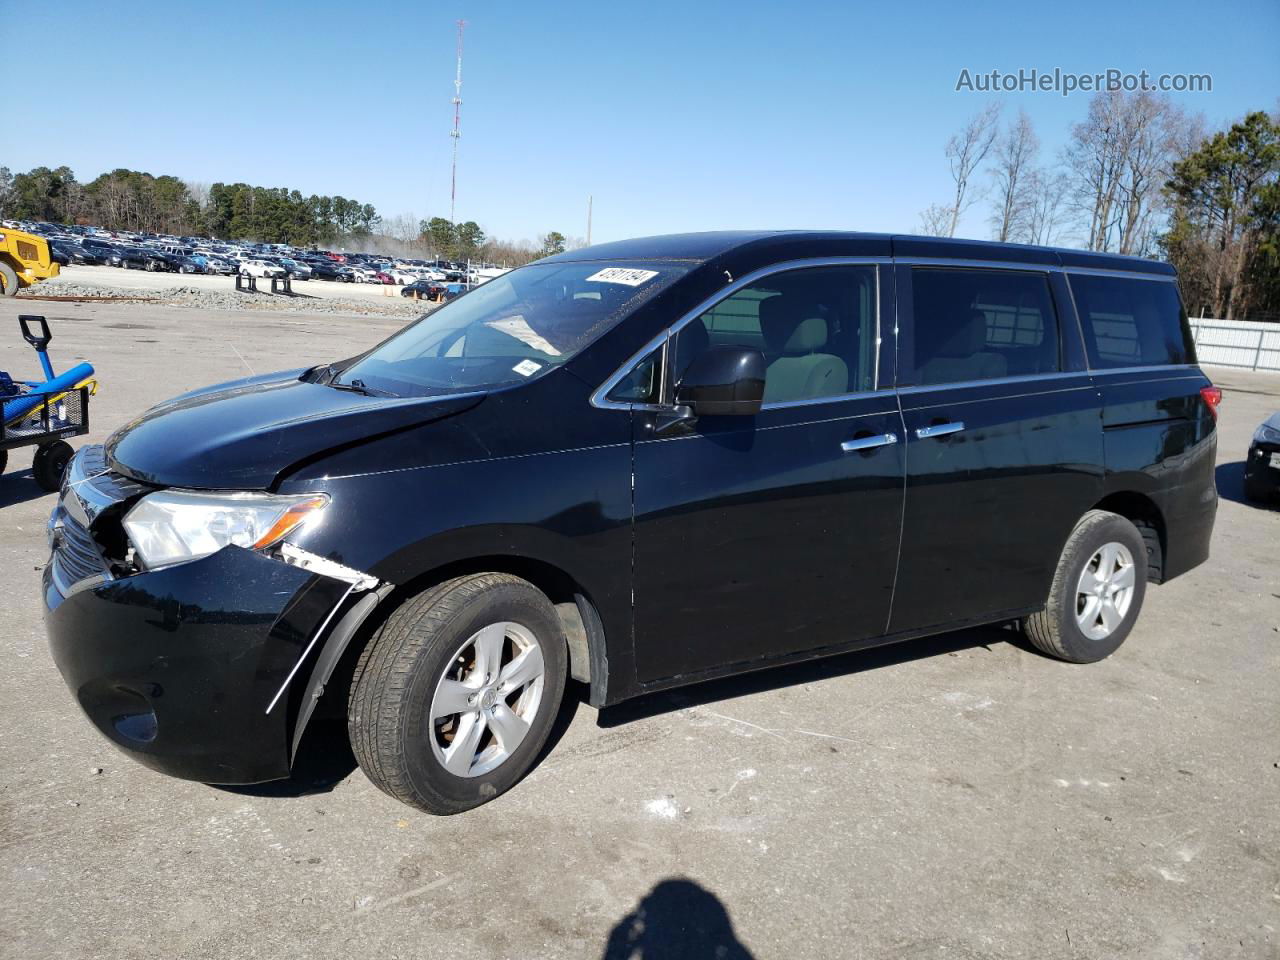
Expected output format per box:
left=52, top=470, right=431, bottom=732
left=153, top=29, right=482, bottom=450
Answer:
left=44, top=232, right=1219, bottom=814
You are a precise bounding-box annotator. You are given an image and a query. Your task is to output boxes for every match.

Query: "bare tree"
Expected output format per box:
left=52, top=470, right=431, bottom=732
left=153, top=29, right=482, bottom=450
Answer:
left=918, top=203, right=953, bottom=237
left=1021, top=169, right=1070, bottom=246
left=941, top=103, right=1002, bottom=237
left=1063, top=91, right=1192, bottom=254
left=989, top=110, right=1039, bottom=242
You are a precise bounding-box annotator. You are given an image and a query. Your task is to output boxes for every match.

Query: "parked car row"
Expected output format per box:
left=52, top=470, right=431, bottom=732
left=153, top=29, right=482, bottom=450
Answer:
left=9, top=219, right=511, bottom=286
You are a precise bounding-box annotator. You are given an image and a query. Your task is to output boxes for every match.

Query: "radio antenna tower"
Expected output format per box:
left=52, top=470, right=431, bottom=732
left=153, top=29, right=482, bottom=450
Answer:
left=449, top=20, right=466, bottom=225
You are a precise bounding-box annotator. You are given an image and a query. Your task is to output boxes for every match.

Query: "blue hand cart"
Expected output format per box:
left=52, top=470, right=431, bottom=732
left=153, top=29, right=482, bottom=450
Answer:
left=1, top=315, right=97, bottom=492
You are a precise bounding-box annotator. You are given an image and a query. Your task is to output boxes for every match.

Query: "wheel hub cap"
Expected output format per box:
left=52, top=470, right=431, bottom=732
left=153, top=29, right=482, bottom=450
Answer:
left=1074, top=541, right=1136, bottom=641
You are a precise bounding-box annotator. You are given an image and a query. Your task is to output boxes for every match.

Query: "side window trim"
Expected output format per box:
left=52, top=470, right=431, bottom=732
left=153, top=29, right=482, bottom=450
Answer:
left=590, top=257, right=891, bottom=412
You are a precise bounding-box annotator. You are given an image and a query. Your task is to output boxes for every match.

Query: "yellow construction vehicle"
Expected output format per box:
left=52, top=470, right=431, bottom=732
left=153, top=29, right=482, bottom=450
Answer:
left=0, top=228, right=60, bottom=296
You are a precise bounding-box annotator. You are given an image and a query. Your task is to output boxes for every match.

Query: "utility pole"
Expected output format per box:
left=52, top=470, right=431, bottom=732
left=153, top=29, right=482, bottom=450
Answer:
left=449, top=20, right=466, bottom=226
left=586, top=195, right=593, bottom=246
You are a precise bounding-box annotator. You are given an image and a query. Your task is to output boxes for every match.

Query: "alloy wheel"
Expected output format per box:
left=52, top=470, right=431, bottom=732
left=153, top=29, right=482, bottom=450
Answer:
left=1075, top=542, right=1136, bottom=640
left=429, top=621, right=546, bottom=778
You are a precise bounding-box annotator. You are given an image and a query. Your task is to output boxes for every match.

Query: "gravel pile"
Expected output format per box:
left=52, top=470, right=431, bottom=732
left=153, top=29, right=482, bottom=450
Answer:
left=19, top=278, right=432, bottom=318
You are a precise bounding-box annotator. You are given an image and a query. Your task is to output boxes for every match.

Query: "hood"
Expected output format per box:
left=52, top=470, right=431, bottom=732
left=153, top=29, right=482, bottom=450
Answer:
left=106, top=369, right=484, bottom=490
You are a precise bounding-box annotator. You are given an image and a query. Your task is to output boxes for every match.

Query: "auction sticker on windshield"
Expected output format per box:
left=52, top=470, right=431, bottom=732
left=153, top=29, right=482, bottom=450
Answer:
left=512, top=359, right=542, bottom=377
left=585, top=267, right=659, bottom=286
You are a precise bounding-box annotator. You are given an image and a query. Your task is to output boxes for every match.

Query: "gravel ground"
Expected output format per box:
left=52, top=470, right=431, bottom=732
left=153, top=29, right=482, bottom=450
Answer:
left=0, top=301, right=1277, bottom=960
left=20, top=266, right=436, bottom=318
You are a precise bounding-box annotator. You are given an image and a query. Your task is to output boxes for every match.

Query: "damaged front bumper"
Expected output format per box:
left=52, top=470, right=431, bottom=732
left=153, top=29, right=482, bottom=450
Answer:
left=44, top=545, right=367, bottom=784
left=43, top=447, right=388, bottom=785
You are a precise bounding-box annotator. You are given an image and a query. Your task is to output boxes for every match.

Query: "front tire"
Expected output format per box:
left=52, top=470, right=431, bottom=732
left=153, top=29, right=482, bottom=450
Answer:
left=1022, top=510, right=1147, bottom=663
left=348, top=573, right=567, bottom=814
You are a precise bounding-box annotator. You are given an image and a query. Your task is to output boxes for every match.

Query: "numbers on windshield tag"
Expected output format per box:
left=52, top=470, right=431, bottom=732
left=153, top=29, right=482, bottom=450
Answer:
left=585, top=267, right=659, bottom=287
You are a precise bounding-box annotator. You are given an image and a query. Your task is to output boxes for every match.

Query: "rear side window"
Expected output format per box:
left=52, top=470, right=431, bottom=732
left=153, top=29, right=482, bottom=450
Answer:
left=1069, top=274, right=1195, bottom=368
left=907, top=268, right=1060, bottom=386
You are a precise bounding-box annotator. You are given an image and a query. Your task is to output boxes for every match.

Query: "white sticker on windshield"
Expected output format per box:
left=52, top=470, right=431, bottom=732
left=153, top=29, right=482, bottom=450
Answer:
left=513, top=359, right=542, bottom=377
left=585, top=267, right=659, bottom=287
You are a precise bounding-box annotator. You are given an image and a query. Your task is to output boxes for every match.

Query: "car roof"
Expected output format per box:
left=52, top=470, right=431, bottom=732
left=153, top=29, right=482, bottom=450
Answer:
left=536, top=230, right=1175, bottom=276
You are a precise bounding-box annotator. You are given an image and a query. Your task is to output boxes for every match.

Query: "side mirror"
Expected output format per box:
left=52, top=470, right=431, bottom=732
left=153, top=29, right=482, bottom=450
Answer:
left=675, top=346, right=766, bottom=416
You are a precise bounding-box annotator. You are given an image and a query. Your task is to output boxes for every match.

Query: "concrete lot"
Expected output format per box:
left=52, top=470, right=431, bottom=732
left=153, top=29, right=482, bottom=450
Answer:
left=1, top=300, right=1277, bottom=960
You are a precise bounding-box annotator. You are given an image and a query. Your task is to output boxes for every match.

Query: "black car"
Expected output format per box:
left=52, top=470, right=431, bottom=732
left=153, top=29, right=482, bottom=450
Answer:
left=117, top=247, right=169, bottom=271
left=82, top=240, right=122, bottom=264
left=400, top=279, right=444, bottom=299
left=1244, top=412, right=1280, bottom=502
left=50, top=241, right=105, bottom=266
left=48, top=243, right=72, bottom=266
left=307, top=259, right=352, bottom=281
left=43, top=231, right=1219, bottom=815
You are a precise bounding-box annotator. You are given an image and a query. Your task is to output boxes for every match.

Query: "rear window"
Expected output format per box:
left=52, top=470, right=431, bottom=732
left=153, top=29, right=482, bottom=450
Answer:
left=1069, top=274, right=1195, bottom=369
left=906, top=268, right=1060, bottom=386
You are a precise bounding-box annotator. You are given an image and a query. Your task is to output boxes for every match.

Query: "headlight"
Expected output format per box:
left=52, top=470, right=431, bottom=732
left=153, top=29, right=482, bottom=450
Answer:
left=1254, top=423, right=1280, bottom=444
left=123, top=490, right=329, bottom=570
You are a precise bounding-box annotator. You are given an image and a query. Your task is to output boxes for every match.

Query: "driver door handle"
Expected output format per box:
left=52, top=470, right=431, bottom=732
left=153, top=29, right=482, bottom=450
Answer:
left=841, top=433, right=899, bottom=453
left=916, top=421, right=965, bottom=439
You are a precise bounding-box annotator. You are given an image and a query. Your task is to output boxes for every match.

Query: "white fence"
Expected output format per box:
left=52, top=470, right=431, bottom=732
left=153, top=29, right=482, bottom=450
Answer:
left=1188, top=318, right=1280, bottom=373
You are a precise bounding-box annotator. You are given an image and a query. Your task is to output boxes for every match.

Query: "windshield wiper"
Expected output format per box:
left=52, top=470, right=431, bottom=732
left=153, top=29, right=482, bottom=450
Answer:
left=329, top=378, right=396, bottom=398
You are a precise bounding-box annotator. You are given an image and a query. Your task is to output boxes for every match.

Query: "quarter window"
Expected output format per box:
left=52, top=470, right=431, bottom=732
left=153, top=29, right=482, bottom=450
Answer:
left=606, top=349, right=661, bottom=404
left=672, top=265, right=878, bottom=404
left=907, top=268, right=1060, bottom=386
left=1069, top=274, right=1195, bottom=368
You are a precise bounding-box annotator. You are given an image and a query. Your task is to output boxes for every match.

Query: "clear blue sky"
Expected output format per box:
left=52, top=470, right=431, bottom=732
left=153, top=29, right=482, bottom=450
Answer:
left=11, top=0, right=1279, bottom=245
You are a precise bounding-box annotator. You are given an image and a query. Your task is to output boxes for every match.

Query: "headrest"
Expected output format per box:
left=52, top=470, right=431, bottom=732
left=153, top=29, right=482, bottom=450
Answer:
left=933, top=309, right=989, bottom=358
left=759, top=296, right=829, bottom=354
left=784, top=316, right=828, bottom=353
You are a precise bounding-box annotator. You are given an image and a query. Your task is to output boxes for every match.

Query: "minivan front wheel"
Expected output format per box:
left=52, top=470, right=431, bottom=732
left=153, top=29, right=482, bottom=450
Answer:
left=348, top=573, right=567, bottom=814
left=1023, top=510, right=1148, bottom=663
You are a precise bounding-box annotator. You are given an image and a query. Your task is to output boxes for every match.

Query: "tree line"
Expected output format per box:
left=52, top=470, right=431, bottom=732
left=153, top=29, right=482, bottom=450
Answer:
left=0, top=164, right=577, bottom=265
left=0, top=166, right=381, bottom=247
left=920, top=94, right=1280, bottom=320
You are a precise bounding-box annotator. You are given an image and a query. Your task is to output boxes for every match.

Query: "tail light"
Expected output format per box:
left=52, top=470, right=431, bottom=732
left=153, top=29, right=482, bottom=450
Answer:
left=1200, top=385, right=1222, bottom=420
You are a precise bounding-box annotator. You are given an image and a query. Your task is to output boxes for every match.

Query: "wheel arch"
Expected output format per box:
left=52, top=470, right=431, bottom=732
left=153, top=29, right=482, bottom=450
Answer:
left=289, top=552, right=612, bottom=764
left=1089, top=490, right=1167, bottom=583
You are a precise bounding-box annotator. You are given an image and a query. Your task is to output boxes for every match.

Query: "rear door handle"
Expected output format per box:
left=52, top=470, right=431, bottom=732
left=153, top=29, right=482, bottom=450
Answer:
left=915, top=421, right=965, bottom=439
left=841, top=433, right=899, bottom=453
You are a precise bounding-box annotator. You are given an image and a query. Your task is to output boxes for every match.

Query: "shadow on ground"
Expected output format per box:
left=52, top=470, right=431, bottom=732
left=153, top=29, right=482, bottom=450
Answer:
left=1216, top=460, right=1276, bottom=508
left=602, top=878, right=754, bottom=960
left=600, top=622, right=1019, bottom=728
left=0, top=468, right=52, bottom=508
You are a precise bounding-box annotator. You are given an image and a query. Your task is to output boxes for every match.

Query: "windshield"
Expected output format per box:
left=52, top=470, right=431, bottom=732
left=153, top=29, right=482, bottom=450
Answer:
left=336, top=260, right=690, bottom=397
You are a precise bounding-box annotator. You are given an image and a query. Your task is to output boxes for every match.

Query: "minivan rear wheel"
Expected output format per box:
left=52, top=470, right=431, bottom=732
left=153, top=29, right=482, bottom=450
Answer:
left=347, top=573, right=567, bottom=814
left=1022, top=510, right=1147, bottom=663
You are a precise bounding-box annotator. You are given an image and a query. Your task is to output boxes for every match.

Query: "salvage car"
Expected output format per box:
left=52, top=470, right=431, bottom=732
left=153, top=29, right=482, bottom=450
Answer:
left=43, top=231, right=1219, bottom=815
left=239, top=258, right=286, bottom=279
left=1244, top=411, right=1280, bottom=502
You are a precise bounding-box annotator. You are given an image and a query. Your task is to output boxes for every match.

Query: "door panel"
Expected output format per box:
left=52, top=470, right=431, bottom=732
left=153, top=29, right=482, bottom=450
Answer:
left=890, top=263, right=1104, bottom=633
left=891, top=376, right=1104, bottom=632
left=632, top=395, right=905, bottom=681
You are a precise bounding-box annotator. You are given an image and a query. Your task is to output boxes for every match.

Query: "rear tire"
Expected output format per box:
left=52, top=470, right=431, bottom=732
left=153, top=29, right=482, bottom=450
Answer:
left=0, top=262, right=19, bottom=297
left=348, top=573, right=567, bottom=815
left=32, top=441, right=74, bottom=492
left=1022, top=510, right=1147, bottom=663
